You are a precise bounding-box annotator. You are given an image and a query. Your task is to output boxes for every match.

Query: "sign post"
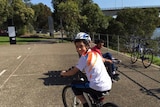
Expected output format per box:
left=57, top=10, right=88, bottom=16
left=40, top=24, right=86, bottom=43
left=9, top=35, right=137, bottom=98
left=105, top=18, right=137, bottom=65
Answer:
left=8, top=26, right=16, bottom=44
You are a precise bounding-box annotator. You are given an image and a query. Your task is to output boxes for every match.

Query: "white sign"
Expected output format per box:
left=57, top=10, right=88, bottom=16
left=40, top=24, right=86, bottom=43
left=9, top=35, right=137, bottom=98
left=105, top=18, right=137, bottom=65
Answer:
left=8, top=26, right=16, bottom=37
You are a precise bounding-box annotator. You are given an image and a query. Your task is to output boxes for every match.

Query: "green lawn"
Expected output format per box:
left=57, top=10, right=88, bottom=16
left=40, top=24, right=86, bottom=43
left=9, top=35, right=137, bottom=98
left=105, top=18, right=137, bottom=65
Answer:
left=0, top=36, right=10, bottom=45
left=0, top=36, right=49, bottom=45
left=153, top=56, right=160, bottom=66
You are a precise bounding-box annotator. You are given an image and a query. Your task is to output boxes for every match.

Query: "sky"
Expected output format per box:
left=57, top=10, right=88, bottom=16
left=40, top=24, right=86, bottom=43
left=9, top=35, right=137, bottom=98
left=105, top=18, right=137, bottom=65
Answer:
left=31, top=0, right=160, bottom=11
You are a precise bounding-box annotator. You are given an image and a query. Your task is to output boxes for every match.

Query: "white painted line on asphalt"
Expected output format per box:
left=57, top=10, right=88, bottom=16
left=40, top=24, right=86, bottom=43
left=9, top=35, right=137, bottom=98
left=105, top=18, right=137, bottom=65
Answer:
left=0, top=45, right=35, bottom=89
left=0, top=70, right=6, bottom=76
left=17, top=56, right=21, bottom=59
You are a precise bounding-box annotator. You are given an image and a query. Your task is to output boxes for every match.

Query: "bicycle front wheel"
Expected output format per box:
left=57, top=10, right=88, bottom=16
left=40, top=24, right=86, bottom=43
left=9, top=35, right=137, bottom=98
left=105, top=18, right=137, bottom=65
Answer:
left=131, top=48, right=139, bottom=63
left=142, top=49, right=153, bottom=68
left=62, top=85, right=83, bottom=107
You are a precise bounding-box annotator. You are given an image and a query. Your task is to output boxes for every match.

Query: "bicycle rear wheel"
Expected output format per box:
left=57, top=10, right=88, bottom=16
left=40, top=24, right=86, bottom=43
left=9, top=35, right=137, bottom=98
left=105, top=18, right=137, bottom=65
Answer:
left=142, top=49, right=153, bottom=68
left=62, top=85, right=83, bottom=107
left=131, top=48, right=139, bottom=63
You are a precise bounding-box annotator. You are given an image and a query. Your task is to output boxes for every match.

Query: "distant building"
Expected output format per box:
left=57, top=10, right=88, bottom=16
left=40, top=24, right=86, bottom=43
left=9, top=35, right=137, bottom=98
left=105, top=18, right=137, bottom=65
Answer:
left=151, top=27, right=160, bottom=39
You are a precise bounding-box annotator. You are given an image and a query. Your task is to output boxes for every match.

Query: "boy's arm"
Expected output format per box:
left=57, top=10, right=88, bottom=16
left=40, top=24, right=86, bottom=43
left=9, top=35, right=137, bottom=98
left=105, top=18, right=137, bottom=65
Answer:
left=102, top=57, right=112, bottom=63
left=61, top=67, right=79, bottom=76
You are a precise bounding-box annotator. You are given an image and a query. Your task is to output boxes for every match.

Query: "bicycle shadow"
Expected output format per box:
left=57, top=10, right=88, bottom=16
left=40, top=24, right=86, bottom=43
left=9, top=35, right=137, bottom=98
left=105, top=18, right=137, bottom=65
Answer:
left=140, top=88, right=160, bottom=96
left=103, top=102, right=119, bottom=107
left=39, top=70, right=79, bottom=86
left=149, top=88, right=160, bottom=94
left=120, top=62, right=142, bottom=69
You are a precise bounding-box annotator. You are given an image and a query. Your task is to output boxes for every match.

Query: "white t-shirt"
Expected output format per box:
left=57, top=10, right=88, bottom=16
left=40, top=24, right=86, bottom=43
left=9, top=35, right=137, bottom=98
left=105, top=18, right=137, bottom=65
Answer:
left=76, top=49, right=112, bottom=91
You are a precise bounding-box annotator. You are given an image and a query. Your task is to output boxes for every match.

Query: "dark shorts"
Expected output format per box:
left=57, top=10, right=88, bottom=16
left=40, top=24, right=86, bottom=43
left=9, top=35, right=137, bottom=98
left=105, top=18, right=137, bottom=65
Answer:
left=71, top=80, right=108, bottom=100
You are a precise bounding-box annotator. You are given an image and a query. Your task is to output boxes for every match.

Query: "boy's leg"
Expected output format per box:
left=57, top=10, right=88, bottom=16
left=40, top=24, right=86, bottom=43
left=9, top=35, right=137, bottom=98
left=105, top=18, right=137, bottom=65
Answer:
left=112, top=63, right=115, bottom=74
left=76, top=95, right=88, bottom=105
left=104, top=61, right=114, bottom=79
left=103, top=52, right=112, bottom=60
left=71, top=80, right=90, bottom=106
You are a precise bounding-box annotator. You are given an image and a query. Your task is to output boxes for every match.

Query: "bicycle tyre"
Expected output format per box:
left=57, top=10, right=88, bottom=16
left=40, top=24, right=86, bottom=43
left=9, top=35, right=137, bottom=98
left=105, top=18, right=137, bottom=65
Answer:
left=131, top=47, right=139, bottom=63
left=142, top=49, right=153, bottom=68
left=62, top=85, right=83, bottom=107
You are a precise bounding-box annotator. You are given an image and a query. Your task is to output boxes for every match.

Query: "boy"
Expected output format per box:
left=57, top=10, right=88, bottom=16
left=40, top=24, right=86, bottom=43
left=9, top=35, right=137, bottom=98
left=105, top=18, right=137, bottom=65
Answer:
left=91, top=39, right=120, bottom=81
left=61, top=32, right=112, bottom=107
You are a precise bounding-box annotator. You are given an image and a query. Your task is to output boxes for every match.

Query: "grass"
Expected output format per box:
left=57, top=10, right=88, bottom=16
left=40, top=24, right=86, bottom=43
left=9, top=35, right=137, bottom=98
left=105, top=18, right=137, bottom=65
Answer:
left=0, top=36, right=10, bottom=45
left=153, top=56, right=160, bottom=66
left=0, top=36, right=44, bottom=45
left=0, top=34, right=70, bottom=45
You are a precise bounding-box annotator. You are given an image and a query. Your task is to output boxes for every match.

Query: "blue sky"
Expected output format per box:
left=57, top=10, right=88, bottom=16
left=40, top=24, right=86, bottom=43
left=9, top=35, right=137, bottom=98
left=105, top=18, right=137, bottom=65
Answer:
left=31, top=0, right=160, bottom=11
left=94, top=0, right=160, bottom=9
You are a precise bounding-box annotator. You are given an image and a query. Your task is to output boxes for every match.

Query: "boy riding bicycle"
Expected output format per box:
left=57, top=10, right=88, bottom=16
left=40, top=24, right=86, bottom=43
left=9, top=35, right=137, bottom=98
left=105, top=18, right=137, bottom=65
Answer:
left=91, top=39, right=120, bottom=82
left=61, top=32, right=112, bottom=107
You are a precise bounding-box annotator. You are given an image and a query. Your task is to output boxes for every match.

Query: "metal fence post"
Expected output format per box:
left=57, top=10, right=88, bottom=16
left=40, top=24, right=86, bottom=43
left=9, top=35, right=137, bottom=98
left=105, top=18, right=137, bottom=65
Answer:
left=117, top=35, right=120, bottom=54
left=98, top=34, right=100, bottom=40
left=92, top=33, right=95, bottom=42
left=107, top=34, right=109, bottom=49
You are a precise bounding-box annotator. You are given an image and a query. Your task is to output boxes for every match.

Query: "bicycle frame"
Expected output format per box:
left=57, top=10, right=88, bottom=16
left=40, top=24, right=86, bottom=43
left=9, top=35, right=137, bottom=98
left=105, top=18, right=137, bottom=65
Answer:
left=62, top=71, right=108, bottom=107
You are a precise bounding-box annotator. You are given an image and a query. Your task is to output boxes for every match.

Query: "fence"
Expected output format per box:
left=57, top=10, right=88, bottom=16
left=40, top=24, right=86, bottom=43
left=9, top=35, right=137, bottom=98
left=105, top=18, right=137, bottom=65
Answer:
left=61, top=32, right=160, bottom=56
left=91, top=33, right=160, bottom=56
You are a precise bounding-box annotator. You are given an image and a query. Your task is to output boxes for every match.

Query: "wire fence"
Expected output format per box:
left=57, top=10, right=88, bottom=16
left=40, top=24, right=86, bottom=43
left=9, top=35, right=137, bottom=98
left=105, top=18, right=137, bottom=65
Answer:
left=91, top=33, right=160, bottom=56
left=61, top=32, right=160, bottom=57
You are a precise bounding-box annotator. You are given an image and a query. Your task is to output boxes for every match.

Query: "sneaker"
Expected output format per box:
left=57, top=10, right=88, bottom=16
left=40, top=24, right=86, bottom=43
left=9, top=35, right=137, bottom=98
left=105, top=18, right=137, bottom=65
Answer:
left=112, top=71, right=116, bottom=75
left=112, top=79, right=118, bottom=83
left=114, top=73, right=120, bottom=77
left=113, top=74, right=120, bottom=81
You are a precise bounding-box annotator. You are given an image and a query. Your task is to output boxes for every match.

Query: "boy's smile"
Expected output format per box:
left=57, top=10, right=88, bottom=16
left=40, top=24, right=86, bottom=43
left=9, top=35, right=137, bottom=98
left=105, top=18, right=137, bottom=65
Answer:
left=75, top=41, right=88, bottom=55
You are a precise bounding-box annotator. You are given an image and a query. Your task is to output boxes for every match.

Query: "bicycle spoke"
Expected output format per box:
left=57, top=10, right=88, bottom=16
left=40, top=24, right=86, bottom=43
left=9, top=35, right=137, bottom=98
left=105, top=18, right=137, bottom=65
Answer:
left=142, top=49, right=153, bottom=68
left=62, top=86, right=83, bottom=107
left=131, top=48, right=139, bottom=63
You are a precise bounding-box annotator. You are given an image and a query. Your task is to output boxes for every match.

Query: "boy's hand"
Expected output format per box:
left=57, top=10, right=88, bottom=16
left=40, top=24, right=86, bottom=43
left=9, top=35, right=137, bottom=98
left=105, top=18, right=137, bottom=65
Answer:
left=105, top=59, right=113, bottom=63
left=60, top=70, right=66, bottom=77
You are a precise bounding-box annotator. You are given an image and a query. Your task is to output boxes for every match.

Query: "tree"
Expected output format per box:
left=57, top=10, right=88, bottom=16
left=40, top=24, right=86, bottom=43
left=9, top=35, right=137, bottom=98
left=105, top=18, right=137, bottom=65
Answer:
left=53, top=0, right=109, bottom=35
left=57, top=0, right=80, bottom=34
left=116, top=8, right=159, bottom=38
left=107, top=19, right=125, bottom=35
left=81, top=3, right=108, bottom=33
left=31, top=3, right=52, bottom=32
left=0, top=0, right=8, bottom=29
left=7, top=0, right=34, bottom=35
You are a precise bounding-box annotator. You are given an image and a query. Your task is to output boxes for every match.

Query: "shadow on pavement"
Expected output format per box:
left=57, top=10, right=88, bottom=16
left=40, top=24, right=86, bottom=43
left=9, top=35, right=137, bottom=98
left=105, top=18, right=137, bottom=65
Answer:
left=103, top=102, right=119, bottom=107
left=149, top=88, right=160, bottom=94
left=39, top=71, right=79, bottom=86
left=121, top=62, right=142, bottom=69
left=140, top=88, right=160, bottom=96
left=118, top=69, right=160, bottom=100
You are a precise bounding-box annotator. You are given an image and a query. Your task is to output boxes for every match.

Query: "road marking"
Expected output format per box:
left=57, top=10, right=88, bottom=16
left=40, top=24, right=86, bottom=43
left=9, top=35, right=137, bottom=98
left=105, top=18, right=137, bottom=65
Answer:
left=17, top=56, right=21, bottom=59
left=0, top=45, right=35, bottom=89
left=0, top=70, right=6, bottom=76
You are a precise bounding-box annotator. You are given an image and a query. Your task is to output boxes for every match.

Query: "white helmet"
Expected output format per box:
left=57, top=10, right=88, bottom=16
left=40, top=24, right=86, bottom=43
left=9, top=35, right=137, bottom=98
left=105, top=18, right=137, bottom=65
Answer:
left=75, top=32, right=91, bottom=42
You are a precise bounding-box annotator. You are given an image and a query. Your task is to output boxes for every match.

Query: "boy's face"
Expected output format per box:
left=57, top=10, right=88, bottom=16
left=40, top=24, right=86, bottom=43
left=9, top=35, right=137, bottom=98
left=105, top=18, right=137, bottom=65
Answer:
left=97, top=43, right=104, bottom=49
left=75, top=41, right=88, bottom=55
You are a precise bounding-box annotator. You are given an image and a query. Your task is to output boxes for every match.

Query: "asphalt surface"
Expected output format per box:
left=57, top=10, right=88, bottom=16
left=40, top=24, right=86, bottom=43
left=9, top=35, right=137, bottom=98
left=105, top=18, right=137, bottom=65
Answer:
left=0, top=42, right=160, bottom=107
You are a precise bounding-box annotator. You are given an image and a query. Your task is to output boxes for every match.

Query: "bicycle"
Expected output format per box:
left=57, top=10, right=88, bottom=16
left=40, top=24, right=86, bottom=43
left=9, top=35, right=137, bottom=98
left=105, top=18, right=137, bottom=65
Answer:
left=62, top=68, right=110, bottom=107
left=130, top=37, right=153, bottom=68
